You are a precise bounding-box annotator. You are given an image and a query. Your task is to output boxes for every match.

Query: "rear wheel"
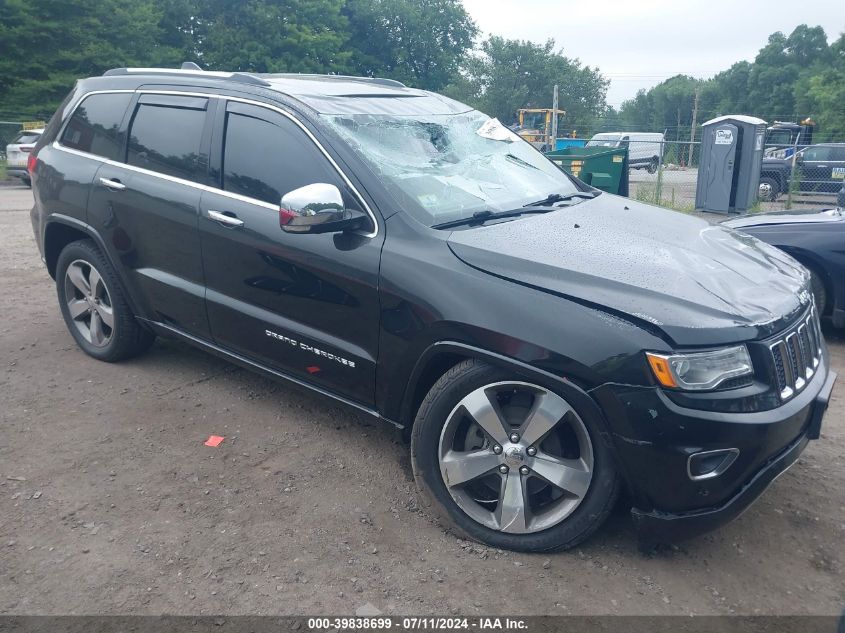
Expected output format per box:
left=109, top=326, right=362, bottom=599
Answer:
left=411, top=360, right=618, bottom=552
left=647, top=157, right=659, bottom=174
left=56, top=240, right=155, bottom=362
left=758, top=176, right=779, bottom=202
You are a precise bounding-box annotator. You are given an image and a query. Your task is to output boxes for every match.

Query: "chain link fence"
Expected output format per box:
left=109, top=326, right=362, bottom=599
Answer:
left=622, top=139, right=844, bottom=214
left=0, top=121, right=27, bottom=180
left=0, top=121, right=25, bottom=162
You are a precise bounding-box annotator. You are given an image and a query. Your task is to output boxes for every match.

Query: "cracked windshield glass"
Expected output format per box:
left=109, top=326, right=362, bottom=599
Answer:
left=322, top=112, right=579, bottom=226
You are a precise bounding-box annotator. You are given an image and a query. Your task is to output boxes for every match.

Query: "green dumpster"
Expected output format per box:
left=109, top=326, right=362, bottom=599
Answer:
left=544, top=146, right=629, bottom=196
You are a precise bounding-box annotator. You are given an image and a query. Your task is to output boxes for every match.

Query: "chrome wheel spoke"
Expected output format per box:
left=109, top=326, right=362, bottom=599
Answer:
left=95, top=302, right=114, bottom=328
left=89, top=310, right=106, bottom=346
left=495, top=471, right=529, bottom=533
left=461, top=387, right=510, bottom=445
left=67, top=263, right=90, bottom=295
left=440, top=449, right=500, bottom=487
left=68, top=299, right=90, bottom=320
left=531, top=454, right=592, bottom=499
left=519, top=391, right=572, bottom=447
left=88, top=266, right=103, bottom=298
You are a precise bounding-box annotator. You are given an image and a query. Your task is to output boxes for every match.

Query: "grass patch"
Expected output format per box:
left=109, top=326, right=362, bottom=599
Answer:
left=0, top=159, right=7, bottom=181
left=633, top=184, right=695, bottom=213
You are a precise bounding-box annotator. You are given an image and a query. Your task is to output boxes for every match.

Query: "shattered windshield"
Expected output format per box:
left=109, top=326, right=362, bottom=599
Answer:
left=321, top=111, right=579, bottom=227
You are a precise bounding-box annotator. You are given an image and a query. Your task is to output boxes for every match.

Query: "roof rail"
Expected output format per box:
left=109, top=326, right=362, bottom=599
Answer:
left=102, top=67, right=271, bottom=87
left=260, top=73, right=407, bottom=89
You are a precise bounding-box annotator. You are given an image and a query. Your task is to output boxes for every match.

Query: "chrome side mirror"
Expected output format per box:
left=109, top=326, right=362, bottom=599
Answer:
left=280, top=183, right=366, bottom=234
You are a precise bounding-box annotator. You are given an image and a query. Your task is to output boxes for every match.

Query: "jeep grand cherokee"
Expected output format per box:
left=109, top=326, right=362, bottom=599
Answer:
left=28, top=67, right=836, bottom=551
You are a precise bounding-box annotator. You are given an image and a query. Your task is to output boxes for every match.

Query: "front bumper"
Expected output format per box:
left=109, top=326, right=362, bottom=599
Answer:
left=595, top=360, right=836, bottom=545
left=6, top=167, right=28, bottom=179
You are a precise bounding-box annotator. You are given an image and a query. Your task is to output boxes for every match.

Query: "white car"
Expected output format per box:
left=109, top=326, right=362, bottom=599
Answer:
left=5, top=128, right=44, bottom=186
left=586, top=132, right=665, bottom=173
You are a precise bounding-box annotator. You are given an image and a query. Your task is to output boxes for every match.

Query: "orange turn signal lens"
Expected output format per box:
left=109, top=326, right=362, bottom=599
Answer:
left=646, top=353, right=678, bottom=388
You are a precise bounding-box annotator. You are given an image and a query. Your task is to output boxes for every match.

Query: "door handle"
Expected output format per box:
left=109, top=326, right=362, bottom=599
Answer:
left=208, top=209, right=245, bottom=228
left=99, top=177, right=126, bottom=191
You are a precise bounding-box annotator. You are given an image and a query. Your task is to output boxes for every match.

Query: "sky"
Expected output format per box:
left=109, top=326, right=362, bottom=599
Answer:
left=461, top=0, right=845, bottom=108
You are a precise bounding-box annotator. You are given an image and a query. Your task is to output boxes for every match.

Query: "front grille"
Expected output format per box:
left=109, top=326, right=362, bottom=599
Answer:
left=768, top=306, right=823, bottom=401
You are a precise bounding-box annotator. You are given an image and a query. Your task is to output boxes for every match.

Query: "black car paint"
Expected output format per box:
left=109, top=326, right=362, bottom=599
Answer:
left=29, top=73, right=835, bottom=545
left=724, top=208, right=845, bottom=329
left=760, top=143, right=845, bottom=197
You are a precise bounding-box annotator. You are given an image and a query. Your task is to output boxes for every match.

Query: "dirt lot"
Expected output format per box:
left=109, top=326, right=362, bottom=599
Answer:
left=1, top=185, right=843, bottom=616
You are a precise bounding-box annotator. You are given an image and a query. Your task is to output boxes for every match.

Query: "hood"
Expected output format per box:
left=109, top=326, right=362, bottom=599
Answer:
left=447, top=195, right=812, bottom=346
left=723, top=208, right=843, bottom=229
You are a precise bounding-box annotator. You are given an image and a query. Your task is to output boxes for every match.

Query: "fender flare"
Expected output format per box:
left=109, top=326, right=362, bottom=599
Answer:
left=401, top=341, right=616, bottom=443
left=44, top=214, right=144, bottom=318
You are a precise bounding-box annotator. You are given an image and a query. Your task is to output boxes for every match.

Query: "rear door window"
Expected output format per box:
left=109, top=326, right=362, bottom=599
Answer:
left=127, top=95, right=209, bottom=182
left=221, top=103, right=338, bottom=206
left=60, top=92, right=132, bottom=160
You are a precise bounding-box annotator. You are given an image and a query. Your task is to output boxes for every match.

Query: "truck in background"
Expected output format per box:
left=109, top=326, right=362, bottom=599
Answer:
left=764, top=119, right=815, bottom=158
left=585, top=132, right=665, bottom=173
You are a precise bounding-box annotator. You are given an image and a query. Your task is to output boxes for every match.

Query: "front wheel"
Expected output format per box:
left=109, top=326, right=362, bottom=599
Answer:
left=411, top=360, right=619, bottom=552
left=808, top=267, right=827, bottom=315
left=647, top=157, right=659, bottom=174
left=56, top=239, right=155, bottom=362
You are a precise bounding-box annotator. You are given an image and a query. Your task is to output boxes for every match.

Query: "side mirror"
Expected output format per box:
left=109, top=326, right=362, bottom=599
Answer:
left=280, top=183, right=367, bottom=234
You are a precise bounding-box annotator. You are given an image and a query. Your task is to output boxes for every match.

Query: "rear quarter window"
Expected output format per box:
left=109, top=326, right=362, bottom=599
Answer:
left=60, top=92, right=132, bottom=161
left=12, top=131, right=41, bottom=145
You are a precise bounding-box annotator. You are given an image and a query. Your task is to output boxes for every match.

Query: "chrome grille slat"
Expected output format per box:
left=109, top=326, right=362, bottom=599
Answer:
left=768, top=306, right=822, bottom=401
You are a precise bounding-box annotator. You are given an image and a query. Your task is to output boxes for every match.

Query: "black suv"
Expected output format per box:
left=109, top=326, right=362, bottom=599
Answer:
left=759, top=143, right=845, bottom=200
left=29, top=67, right=836, bottom=552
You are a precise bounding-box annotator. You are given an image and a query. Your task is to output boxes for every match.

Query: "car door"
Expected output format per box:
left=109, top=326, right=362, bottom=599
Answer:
left=49, top=92, right=135, bottom=228
left=828, top=146, right=845, bottom=191
left=87, top=92, right=214, bottom=340
left=799, top=145, right=832, bottom=193
left=198, top=99, right=383, bottom=405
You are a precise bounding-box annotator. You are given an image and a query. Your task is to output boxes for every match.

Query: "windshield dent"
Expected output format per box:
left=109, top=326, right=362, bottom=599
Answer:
left=321, top=111, right=579, bottom=227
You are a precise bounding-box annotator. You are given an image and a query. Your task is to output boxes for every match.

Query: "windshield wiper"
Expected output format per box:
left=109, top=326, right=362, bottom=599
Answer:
left=523, top=191, right=600, bottom=207
left=432, top=208, right=555, bottom=230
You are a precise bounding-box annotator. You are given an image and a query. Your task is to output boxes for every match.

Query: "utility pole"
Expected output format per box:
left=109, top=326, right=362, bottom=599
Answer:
left=688, top=87, right=700, bottom=167
left=551, top=84, right=559, bottom=149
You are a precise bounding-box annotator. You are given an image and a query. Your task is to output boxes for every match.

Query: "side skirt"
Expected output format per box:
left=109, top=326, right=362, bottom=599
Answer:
left=140, top=318, right=403, bottom=431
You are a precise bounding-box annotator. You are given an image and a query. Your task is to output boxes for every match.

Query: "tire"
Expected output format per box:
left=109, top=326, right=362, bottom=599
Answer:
left=56, top=239, right=155, bottom=362
left=758, top=176, right=779, bottom=202
left=646, top=157, right=659, bottom=174
left=411, top=359, right=619, bottom=552
left=21, top=177, right=31, bottom=188
left=807, top=266, right=827, bottom=315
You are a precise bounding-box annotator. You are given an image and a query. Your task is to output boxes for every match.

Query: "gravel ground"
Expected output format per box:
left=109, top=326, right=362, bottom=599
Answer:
left=1, top=186, right=843, bottom=616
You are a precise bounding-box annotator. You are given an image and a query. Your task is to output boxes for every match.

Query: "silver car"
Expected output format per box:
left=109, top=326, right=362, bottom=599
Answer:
left=5, top=128, right=44, bottom=186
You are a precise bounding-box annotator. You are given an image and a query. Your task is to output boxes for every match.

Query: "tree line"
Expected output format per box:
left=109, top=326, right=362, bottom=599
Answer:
left=0, top=0, right=604, bottom=126
left=613, top=25, right=845, bottom=142
left=0, top=2, right=841, bottom=143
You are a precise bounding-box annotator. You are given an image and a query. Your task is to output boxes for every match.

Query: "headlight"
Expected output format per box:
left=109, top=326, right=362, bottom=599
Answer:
left=646, top=346, right=753, bottom=391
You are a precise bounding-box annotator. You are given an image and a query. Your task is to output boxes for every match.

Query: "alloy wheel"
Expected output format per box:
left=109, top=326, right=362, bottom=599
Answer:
left=438, top=381, right=594, bottom=534
left=64, top=259, right=115, bottom=348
